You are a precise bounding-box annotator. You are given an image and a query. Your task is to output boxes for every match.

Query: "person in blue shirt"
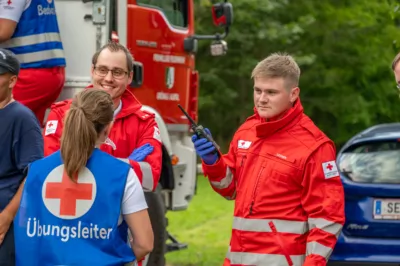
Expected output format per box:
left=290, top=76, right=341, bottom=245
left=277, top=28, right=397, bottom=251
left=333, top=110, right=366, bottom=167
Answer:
left=0, top=48, right=43, bottom=266
left=14, top=89, right=154, bottom=266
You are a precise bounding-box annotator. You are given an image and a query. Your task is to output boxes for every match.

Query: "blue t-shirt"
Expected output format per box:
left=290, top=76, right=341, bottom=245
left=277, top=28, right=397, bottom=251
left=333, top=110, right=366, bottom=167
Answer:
left=0, top=101, right=43, bottom=211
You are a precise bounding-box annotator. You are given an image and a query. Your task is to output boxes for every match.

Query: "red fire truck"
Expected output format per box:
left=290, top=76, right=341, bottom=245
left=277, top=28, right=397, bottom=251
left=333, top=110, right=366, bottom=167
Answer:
left=53, top=0, right=233, bottom=264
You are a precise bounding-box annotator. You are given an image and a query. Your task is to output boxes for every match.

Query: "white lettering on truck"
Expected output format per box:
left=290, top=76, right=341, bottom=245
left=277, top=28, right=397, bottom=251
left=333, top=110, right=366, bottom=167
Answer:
left=156, top=92, right=180, bottom=101
left=153, top=54, right=185, bottom=64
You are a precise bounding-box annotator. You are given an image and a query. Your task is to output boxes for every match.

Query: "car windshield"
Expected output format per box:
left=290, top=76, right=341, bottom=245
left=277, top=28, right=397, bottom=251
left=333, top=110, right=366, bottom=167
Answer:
left=338, top=140, right=400, bottom=183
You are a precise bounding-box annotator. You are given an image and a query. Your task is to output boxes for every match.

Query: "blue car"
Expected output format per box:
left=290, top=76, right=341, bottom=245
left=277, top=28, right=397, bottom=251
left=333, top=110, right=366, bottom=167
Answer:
left=329, top=123, right=400, bottom=266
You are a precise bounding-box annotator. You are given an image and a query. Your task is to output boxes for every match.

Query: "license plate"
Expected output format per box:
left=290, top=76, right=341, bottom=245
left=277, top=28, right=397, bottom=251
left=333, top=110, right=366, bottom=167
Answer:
left=374, top=199, right=400, bottom=219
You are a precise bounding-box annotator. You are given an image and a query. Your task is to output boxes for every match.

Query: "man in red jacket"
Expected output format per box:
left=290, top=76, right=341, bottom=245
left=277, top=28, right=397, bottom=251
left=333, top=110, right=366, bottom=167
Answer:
left=43, top=41, right=162, bottom=193
left=192, top=53, right=345, bottom=266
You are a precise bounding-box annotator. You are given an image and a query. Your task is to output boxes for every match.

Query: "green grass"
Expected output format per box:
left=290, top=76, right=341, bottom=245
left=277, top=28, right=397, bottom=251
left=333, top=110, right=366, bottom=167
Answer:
left=165, top=176, right=234, bottom=266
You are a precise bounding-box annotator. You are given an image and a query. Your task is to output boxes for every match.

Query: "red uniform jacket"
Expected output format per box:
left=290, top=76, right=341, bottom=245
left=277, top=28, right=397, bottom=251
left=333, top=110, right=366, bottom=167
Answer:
left=43, top=87, right=162, bottom=192
left=203, top=99, right=345, bottom=266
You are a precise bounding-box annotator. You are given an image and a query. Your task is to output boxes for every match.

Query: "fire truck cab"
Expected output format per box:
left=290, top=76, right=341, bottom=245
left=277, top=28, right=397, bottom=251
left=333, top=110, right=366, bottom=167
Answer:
left=53, top=0, right=233, bottom=264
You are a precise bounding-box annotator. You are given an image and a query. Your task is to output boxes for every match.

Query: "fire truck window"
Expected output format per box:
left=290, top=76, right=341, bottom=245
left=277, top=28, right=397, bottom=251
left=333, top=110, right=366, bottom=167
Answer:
left=137, top=0, right=188, bottom=28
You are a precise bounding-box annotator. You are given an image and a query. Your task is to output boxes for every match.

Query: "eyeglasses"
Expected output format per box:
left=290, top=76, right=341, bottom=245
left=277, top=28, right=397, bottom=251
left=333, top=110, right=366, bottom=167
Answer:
left=94, top=66, right=128, bottom=79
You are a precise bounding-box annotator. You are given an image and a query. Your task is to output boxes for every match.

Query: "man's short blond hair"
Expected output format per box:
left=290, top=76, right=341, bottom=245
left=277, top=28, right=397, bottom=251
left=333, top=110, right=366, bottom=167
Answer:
left=251, top=52, right=301, bottom=88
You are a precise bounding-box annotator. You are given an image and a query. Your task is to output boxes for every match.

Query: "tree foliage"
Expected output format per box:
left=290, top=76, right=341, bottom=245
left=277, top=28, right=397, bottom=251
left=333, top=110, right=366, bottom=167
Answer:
left=193, top=0, right=400, bottom=150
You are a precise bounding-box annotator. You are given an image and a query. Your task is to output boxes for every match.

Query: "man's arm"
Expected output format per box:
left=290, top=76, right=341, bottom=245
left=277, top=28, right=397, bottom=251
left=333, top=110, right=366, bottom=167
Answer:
left=15, top=125, right=44, bottom=173
left=301, top=142, right=345, bottom=266
left=201, top=138, right=237, bottom=200
left=0, top=119, right=45, bottom=244
left=0, top=0, right=25, bottom=43
left=0, top=177, right=24, bottom=244
left=128, top=119, right=162, bottom=192
left=2, top=177, right=25, bottom=221
left=43, top=107, right=64, bottom=156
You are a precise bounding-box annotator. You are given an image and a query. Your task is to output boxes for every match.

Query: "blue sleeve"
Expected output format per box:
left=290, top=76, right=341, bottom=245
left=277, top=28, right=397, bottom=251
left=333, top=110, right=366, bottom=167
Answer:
left=13, top=121, right=44, bottom=173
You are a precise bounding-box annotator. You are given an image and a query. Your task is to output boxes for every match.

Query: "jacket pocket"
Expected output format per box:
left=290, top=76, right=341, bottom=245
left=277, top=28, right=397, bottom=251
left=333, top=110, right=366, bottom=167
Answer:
left=269, top=170, right=292, bottom=185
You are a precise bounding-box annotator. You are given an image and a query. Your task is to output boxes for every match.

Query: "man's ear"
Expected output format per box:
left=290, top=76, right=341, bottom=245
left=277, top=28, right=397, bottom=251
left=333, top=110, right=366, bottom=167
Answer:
left=290, top=87, right=300, bottom=103
left=128, top=71, right=134, bottom=84
left=91, top=64, right=96, bottom=76
left=9, top=75, right=17, bottom=88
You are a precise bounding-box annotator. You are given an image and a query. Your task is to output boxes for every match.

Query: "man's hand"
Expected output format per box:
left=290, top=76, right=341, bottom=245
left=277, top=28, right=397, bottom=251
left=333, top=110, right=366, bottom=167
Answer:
left=128, top=143, right=154, bottom=162
left=191, top=128, right=219, bottom=165
left=0, top=210, right=13, bottom=245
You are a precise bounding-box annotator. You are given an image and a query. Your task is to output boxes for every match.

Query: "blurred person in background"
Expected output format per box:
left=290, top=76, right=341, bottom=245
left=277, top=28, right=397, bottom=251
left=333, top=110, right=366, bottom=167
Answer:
left=192, top=53, right=345, bottom=266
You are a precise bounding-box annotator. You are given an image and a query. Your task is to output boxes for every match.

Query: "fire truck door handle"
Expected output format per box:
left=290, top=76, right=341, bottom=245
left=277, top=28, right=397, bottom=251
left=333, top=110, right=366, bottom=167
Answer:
left=84, top=14, right=93, bottom=21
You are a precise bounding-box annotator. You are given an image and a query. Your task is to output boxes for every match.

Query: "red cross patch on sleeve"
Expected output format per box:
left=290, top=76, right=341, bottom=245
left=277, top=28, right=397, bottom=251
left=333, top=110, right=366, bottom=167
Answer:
left=153, top=126, right=161, bottom=143
left=45, top=120, right=58, bottom=136
left=322, top=161, right=339, bottom=179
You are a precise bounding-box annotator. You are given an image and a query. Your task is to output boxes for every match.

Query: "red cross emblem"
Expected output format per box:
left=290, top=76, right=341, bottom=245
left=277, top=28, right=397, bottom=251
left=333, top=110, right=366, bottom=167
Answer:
left=7, top=0, right=11, bottom=5
left=48, top=122, right=53, bottom=127
left=238, top=140, right=252, bottom=149
left=326, top=163, right=333, bottom=171
left=45, top=170, right=93, bottom=216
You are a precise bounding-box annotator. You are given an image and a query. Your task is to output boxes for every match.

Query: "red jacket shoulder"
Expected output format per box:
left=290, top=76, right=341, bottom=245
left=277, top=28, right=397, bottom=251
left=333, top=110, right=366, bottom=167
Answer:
left=288, top=114, right=332, bottom=150
left=133, top=109, right=156, bottom=122
left=49, top=100, right=72, bottom=116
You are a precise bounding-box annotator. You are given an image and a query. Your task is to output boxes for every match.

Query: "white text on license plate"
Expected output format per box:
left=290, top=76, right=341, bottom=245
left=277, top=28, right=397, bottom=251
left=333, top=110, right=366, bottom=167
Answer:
left=374, top=199, right=400, bottom=220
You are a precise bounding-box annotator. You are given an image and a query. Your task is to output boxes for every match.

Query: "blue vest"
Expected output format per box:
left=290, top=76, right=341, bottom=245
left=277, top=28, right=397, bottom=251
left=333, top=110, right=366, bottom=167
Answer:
left=14, top=149, right=136, bottom=266
left=0, top=0, right=66, bottom=68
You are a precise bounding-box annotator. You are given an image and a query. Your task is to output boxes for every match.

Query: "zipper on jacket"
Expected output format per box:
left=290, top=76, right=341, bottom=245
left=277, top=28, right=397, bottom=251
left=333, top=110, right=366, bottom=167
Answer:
left=249, top=166, right=264, bottom=215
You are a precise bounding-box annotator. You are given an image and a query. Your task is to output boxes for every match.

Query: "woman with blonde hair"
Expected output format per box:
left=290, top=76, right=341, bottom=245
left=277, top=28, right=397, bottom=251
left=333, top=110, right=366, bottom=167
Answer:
left=14, top=89, right=153, bottom=266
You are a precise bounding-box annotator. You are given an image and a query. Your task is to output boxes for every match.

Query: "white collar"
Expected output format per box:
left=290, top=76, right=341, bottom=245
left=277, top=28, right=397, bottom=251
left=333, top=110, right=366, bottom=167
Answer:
left=114, top=100, right=122, bottom=118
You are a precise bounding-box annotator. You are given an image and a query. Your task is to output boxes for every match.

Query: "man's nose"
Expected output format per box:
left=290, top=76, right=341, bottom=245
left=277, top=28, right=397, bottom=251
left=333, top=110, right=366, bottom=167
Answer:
left=104, top=70, right=114, bottom=81
left=259, top=92, right=269, bottom=102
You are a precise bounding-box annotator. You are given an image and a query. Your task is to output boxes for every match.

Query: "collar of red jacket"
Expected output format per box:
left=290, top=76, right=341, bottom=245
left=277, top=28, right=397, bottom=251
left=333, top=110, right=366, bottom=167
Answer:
left=255, top=98, right=304, bottom=138
left=85, top=85, right=142, bottom=119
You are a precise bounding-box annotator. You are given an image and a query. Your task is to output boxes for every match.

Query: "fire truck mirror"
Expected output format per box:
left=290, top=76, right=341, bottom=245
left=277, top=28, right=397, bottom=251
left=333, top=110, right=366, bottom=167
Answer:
left=184, top=38, right=198, bottom=53
left=130, top=61, right=143, bottom=88
left=211, top=2, right=233, bottom=27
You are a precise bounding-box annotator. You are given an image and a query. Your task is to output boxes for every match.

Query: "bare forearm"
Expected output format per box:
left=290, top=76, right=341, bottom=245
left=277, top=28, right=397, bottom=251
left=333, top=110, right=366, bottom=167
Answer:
left=129, top=225, right=154, bottom=260
left=131, top=244, right=152, bottom=261
left=4, top=179, right=25, bottom=218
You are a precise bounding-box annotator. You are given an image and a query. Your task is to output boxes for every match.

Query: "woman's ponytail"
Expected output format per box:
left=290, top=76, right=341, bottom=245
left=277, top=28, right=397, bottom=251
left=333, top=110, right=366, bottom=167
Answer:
left=60, top=89, right=114, bottom=180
